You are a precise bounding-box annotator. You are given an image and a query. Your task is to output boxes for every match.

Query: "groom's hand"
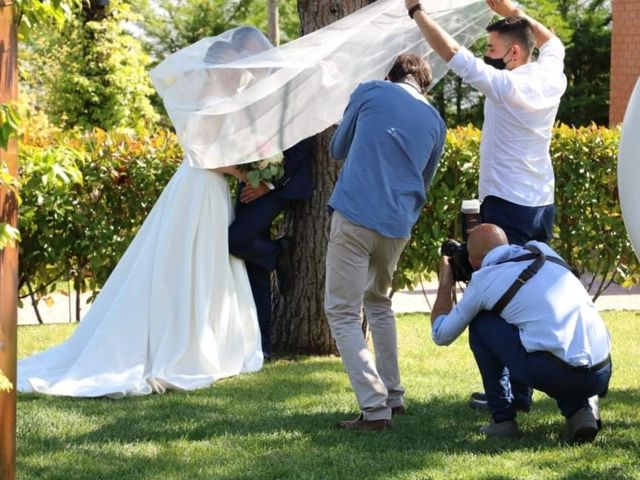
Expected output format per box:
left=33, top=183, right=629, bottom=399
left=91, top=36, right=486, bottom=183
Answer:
left=240, top=182, right=270, bottom=203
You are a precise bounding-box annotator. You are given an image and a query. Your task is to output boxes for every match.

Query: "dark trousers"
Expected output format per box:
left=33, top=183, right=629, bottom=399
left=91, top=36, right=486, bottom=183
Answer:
left=481, top=195, right=555, bottom=246
left=469, top=311, right=612, bottom=423
left=229, top=193, right=287, bottom=356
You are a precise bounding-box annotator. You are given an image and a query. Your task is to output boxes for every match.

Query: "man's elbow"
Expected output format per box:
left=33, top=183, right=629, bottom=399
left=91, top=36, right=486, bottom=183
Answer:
left=441, top=45, right=459, bottom=63
left=432, top=334, right=454, bottom=347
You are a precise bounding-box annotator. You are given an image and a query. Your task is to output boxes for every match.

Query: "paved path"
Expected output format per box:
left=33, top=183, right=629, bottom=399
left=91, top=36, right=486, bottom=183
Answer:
left=18, top=279, right=640, bottom=325
left=391, top=279, right=640, bottom=314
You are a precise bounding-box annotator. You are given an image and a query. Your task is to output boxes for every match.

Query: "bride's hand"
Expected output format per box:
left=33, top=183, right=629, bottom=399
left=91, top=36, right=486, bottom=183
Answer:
left=212, top=166, right=248, bottom=182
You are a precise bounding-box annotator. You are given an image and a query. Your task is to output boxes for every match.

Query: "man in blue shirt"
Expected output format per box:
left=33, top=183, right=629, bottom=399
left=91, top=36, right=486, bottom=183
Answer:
left=325, top=54, right=446, bottom=431
left=431, top=224, right=612, bottom=443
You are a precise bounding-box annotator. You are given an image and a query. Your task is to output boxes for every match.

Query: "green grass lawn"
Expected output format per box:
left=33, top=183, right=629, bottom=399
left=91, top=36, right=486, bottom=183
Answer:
left=17, top=311, right=640, bottom=480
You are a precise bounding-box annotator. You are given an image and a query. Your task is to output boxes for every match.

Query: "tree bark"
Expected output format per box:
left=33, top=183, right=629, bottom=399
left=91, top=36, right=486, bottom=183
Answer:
left=27, top=281, right=44, bottom=325
left=267, top=0, right=280, bottom=46
left=0, top=1, right=18, bottom=478
left=273, top=0, right=377, bottom=355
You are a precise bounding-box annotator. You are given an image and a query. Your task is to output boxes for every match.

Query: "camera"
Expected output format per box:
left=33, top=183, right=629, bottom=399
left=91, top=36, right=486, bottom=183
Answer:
left=440, top=239, right=473, bottom=283
left=439, top=199, right=481, bottom=283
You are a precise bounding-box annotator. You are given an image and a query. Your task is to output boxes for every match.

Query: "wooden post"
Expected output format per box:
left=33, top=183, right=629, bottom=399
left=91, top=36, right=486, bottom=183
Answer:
left=267, top=0, right=280, bottom=46
left=0, top=0, right=19, bottom=479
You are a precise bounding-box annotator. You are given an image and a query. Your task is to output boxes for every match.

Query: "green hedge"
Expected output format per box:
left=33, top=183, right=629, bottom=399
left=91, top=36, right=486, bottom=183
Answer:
left=17, top=124, right=639, bottom=318
left=18, top=126, right=182, bottom=319
left=395, top=124, right=640, bottom=299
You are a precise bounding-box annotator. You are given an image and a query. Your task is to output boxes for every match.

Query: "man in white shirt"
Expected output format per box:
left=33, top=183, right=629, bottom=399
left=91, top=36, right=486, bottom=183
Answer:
left=406, top=0, right=568, bottom=411
left=431, top=224, right=612, bottom=443
left=405, top=0, right=566, bottom=245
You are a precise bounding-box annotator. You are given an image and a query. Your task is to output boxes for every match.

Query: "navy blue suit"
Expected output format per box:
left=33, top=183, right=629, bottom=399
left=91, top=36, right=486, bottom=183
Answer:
left=229, top=138, right=313, bottom=356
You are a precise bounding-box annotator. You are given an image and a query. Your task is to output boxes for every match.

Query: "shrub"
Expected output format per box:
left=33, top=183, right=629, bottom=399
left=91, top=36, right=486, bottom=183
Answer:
left=394, top=124, right=640, bottom=298
left=19, top=125, right=182, bottom=320
left=17, top=124, right=638, bottom=319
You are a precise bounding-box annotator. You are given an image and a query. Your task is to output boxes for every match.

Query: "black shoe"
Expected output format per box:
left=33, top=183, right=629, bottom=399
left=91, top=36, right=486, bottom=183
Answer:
left=562, top=407, right=599, bottom=444
left=469, top=391, right=489, bottom=411
left=479, top=419, right=521, bottom=438
left=391, top=405, right=406, bottom=416
left=275, top=236, right=293, bottom=293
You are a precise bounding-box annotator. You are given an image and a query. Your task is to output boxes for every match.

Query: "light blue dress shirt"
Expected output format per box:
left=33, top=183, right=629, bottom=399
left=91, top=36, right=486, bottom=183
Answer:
left=432, top=241, right=611, bottom=367
left=329, top=80, right=446, bottom=238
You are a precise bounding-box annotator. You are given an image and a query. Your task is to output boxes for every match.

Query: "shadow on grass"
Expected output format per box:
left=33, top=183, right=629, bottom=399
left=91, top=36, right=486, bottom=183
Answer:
left=17, top=359, right=640, bottom=480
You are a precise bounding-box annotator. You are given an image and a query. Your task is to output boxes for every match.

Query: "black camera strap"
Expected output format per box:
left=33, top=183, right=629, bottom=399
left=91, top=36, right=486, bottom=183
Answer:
left=491, top=245, right=574, bottom=315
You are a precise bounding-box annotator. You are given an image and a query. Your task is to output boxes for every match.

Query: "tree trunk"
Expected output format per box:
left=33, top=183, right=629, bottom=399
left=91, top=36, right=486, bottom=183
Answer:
left=267, top=0, right=280, bottom=46
left=27, top=281, right=44, bottom=325
left=272, top=0, right=377, bottom=355
left=75, top=269, right=83, bottom=322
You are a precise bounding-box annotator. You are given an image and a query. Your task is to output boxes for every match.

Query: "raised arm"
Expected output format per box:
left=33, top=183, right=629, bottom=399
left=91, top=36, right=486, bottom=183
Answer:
left=405, top=0, right=460, bottom=62
left=485, top=0, right=555, bottom=48
left=431, top=257, right=455, bottom=325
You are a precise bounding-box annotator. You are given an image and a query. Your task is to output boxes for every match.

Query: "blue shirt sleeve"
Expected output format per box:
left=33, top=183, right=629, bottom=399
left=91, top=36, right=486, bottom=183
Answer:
left=422, top=119, right=446, bottom=191
left=330, top=84, right=367, bottom=160
left=431, top=279, right=485, bottom=345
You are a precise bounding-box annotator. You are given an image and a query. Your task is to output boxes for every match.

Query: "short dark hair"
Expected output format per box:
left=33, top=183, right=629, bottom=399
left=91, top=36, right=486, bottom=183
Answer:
left=486, top=17, right=535, bottom=56
left=387, top=54, right=432, bottom=93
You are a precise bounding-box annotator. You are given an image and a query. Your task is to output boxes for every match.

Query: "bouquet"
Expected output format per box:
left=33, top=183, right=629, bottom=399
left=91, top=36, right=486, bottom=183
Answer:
left=239, top=152, right=285, bottom=188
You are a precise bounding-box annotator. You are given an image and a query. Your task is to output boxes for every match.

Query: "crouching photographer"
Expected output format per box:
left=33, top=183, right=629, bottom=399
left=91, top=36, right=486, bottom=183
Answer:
left=430, top=224, right=612, bottom=444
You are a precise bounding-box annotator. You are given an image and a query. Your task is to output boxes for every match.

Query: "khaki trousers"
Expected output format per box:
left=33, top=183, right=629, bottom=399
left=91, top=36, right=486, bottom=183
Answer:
left=325, top=212, right=408, bottom=420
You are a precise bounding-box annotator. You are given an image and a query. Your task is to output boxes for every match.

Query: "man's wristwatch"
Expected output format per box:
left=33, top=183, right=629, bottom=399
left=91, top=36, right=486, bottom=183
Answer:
left=408, top=3, right=423, bottom=19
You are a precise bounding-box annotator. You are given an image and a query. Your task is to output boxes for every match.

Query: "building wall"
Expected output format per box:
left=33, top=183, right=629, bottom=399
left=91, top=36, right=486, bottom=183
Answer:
left=610, top=0, right=640, bottom=125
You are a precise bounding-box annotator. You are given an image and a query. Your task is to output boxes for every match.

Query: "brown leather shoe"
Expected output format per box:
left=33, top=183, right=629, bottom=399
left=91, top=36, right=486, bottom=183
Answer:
left=337, top=414, right=391, bottom=431
left=391, top=405, right=406, bottom=416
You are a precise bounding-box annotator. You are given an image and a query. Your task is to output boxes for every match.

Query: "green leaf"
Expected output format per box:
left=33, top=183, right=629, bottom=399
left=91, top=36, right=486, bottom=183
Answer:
left=0, top=222, right=21, bottom=250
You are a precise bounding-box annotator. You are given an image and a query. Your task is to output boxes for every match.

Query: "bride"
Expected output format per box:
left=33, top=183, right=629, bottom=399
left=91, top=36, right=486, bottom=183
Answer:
left=17, top=27, right=274, bottom=397
left=18, top=0, right=493, bottom=397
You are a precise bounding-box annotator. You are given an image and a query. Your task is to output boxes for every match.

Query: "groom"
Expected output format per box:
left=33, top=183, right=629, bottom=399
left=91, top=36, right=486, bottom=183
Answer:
left=229, top=139, right=313, bottom=359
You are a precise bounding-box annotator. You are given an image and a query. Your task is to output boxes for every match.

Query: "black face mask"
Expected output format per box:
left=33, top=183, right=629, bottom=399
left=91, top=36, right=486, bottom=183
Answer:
left=483, top=55, right=507, bottom=70
left=483, top=46, right=513, bottom=70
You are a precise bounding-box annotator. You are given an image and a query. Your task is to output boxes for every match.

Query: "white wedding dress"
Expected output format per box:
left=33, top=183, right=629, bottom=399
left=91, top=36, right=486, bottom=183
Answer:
left=18, top=163, right=263, bottom=397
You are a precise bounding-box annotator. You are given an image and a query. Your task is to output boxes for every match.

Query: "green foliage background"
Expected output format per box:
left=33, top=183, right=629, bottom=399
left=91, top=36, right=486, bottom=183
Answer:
left=393, top=124, right=639, bottom=298
left=17, top=123, right=639, bottom=310
left=18, top=121, right=182, bottom=312
left=131, top=0, right=300, bottom=61
left=19, top=0, right=158, bottom=130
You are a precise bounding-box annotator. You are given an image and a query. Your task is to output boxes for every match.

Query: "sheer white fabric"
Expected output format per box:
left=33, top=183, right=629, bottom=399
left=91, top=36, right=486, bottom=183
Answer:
left=17, top=1, right=492, bottom=397
left=150, top=0, right=493, bottom=169
left=619, top=77, right=640, bottom=262
left=18, top=165, right=263, bottom=397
